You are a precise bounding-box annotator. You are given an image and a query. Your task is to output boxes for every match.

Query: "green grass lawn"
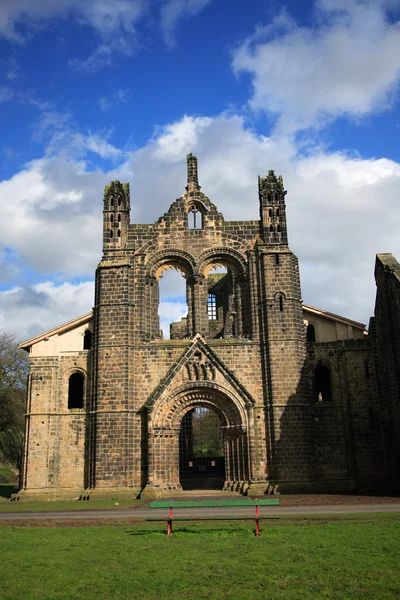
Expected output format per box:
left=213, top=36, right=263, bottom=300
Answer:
left=0, top=484, right=143, bottom=511
left=1, top=516, right=400, bottom=599
left=0, top=498, right=143, bottom=511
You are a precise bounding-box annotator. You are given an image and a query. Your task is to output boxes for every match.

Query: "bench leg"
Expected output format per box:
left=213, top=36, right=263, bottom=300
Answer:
left=167, top=518, right=173, bottom=537
left=167, top=507, right=173, bottom=537
left=255, top=517, right=260, bottom=537
left=255, top=505, right=260, bottom=537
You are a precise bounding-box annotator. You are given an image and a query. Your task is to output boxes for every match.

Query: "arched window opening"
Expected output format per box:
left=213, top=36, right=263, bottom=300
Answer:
left=83, top=330, right=92, bottom=350
left=315, top=365, right=332, bottom=402
left=188, top=205, right=203, bottom=229
left=117, top=229, right=121, bottom=238
left=206, top=266, right=231, bottom=338
left=277, top=224, right=281, bottom=233
left=118, top=198, right=122, bottom=207
left=158, top=267, right=188, bottom=340
left=118, top=214, right=121, bottom=222
left=109, top=229, right=113, bottom=239
left=208, top=293, right=217, bottom=320
left=110, top=214, right=113, bottom=222
left=68, top=373, right=84, bottom=409
left=279, top=294, right=284, bottom=312
left=269, top=209, right=273, bottom=218
left=307, top=323, right=316, bottom=342
left=179, top=407, right=225, bottom=490
left=276, top=209, right=280, bottom=217
left=269, top=224, right=274, bottom=232
left=275, top=254, right=280, bottom=266
left=110, top=198, right=114, bottom=207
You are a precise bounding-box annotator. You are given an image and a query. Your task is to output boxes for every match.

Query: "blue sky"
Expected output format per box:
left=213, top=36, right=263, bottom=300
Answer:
left=1, top=0, right=400, bottom=340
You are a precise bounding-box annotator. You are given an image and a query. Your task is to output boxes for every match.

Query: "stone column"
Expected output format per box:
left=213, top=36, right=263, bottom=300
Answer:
left=192, top=274, right=208, bottom=336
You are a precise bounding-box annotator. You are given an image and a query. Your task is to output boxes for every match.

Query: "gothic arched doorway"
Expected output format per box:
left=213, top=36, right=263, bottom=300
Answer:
left=179, top=407, right=225, bottom=490
left=145, top=384, right=251, bottom=494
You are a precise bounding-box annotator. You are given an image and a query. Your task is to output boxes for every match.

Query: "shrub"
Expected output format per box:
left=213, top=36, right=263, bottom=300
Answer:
left=0, top=468, right=17, bottom=484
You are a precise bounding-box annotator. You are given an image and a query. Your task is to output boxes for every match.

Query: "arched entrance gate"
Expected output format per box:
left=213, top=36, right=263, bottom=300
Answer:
left=146, top=384, right=251, bottom=493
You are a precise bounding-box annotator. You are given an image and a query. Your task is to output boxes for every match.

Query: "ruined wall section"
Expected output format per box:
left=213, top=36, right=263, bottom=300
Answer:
left=255, top=171, right=312, bottom=490
left=371, top=253, right=400, bottom=486
left=91, top=180, right=139, bottom=494
left=306, top=339, right=384, bottom=490
left=22, top=351, right=89, bottom=498
left=129, top=192, right=261, bottom=343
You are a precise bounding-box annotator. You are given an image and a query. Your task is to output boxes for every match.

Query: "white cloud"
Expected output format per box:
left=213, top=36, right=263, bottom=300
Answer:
left=1, top=112, right=400, bottom=339
left=232, top=0, right=400, bottom=133
left=159, top=301, right=188, bottom=339
left=0, top=0, right=146, bottom=72
left=0, top=0, right=146, bottom=42
left=0, top=86, right=13, bottom=102
left=0, top=281, right=94, bottom=342
left=98, top=88, right=131, bottom=112
left=0, top=0, right=212, bottom=68
left=160, top=0, right=212, bottom=47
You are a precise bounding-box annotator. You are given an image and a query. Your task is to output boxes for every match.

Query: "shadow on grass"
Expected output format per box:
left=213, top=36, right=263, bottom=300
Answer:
left=0, top=485, right=17, bottom=499
left=127, top=525, right=257, bottom=536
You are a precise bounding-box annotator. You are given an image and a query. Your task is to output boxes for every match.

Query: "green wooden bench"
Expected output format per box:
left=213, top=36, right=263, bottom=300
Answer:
left=147, top=498, right=280, bottom=536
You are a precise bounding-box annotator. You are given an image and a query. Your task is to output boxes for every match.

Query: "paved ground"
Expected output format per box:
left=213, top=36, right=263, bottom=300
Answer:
left=1, top=502, right=400, bottom=523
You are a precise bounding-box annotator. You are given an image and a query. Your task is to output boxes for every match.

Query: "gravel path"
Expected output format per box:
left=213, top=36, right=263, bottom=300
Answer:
left=1, top=495, right=400, bottom=526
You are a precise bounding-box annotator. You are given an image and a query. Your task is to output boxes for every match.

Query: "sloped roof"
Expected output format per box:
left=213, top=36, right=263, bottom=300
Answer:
left=19, top=312, right=92, bottom=351
left=303, top=303, right=365, bottom=330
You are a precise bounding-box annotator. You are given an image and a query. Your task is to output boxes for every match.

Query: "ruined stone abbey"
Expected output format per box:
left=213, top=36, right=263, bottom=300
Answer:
left=19, top=155, right=400, bottom=499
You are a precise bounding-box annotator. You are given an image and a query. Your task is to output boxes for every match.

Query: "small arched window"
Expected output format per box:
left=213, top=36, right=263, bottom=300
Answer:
left=110, top=214, right=113, bottom=222
left=269, top=209, right=273, bottom=218
left=117, top=229, right=121, bottom=238
left=83, top=330, right=92, bottom=350
left=315, top=365, right=332, bottom=402
left=118, top=198, right=122, bottom=207
left=110, top=197, right=114, bottom=207
left=307, top=324, right=316, bottom=342
left=118, top=214, right=121, bottom=222
left=109, top=229, right=113, bottom=239
left=277, top=224, right=281, bottom=232
left=188, top=205, right=203, bottom=229
left=276, top=209, right=280, bottom=217
left=269, top=224, right=274, bottom=232
left=279, top=294, right=284, bottom=312
left=68, top=373, right=84, bottom=409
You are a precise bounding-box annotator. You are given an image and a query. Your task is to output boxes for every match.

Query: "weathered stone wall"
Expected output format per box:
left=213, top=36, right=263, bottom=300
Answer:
left=21, top=351, right=89, bottom=497
left=306, top=339, right=384, bottom=489
left=20, top=157, right=396, bottom=500
left=370, top=254, right=400, bottom=487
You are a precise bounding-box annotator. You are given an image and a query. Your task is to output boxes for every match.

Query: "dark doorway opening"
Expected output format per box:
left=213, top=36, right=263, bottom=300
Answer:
left=179, top=407, right=225, bottom=490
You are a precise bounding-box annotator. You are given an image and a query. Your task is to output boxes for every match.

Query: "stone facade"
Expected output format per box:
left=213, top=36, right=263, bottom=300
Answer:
left=369, top=254, right=400, bottom=488
left=19, top=155, right=400, bottom=499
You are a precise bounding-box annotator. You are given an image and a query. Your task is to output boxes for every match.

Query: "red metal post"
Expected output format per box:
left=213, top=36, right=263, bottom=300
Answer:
left=255, top=503, right=260, bottom=537
left=167, top=506, right=173, bottom=537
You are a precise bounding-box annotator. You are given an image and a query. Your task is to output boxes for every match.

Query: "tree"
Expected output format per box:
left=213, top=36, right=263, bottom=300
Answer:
left=0, top=332, right=28, bottom=465
left=192, top=408, right=224, bottom=457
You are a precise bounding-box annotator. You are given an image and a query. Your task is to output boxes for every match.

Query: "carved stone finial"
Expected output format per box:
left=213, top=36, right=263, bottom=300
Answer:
left=104, top=180, right=130, bottom=206
left=186, top=153, right=201, bottom=192
left=258, top=170, right=286, bottom=196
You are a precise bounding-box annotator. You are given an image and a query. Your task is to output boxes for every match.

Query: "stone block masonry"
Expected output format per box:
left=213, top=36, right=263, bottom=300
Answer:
left=18, top=155, right=400, bottom=500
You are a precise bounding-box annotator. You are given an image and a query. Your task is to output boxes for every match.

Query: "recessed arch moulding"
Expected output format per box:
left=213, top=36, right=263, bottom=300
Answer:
left=143, top=382, right=254, bottom=498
